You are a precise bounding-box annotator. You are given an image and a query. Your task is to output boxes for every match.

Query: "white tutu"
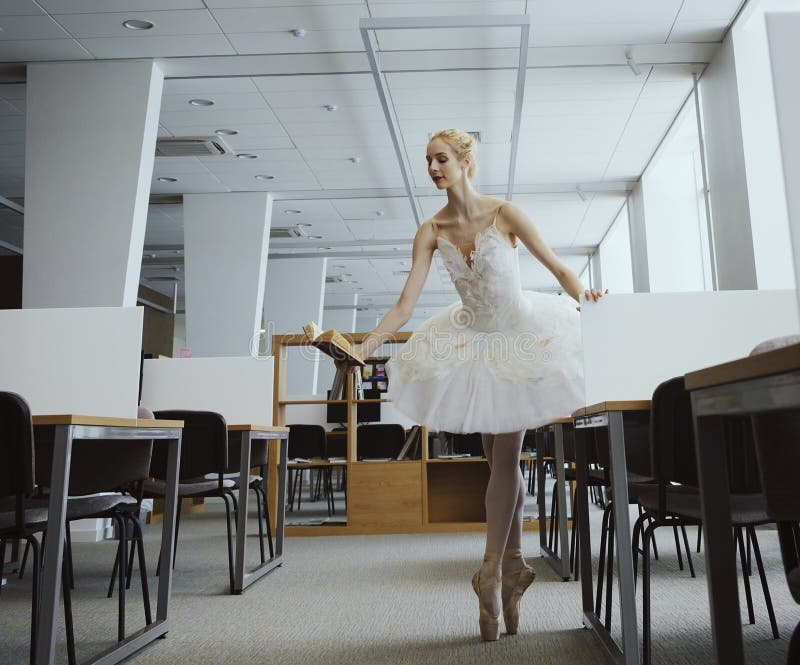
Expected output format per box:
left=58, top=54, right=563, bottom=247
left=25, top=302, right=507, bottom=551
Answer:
left=384, top=222, right=584, bottom=434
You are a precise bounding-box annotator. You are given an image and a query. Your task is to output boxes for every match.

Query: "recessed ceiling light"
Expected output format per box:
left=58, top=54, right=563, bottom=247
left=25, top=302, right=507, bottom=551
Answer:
left=343, top=273, right=352, bottom=277
left=215, top=128, right=238, bottom=136
left=307, top=235, right=323, bottom=239
left=285, top=209, right=302, bottom=214
left=254, top=174, right=274, bottom=180
left=189, top=98, right=214, bottom=107
left=237, top=153, right=257, bottom=159
left=291, top=28, right=306, bottom=38
left=123, top=19, right=154, bottom=30
left=334, top=264, right=346, bottom=269
left=348, top=156, right=361, bottom=164
left=324, top=104, right=338, bottom=112
left=157, top=177, right=177, bottom=183
left=375, top=210, right=385, bottom=216
left=297, top=223, right=313, bottom=227
left=322, top=246, right=333, bottom=250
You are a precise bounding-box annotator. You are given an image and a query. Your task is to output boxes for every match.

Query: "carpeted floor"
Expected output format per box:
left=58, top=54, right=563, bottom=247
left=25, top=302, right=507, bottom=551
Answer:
left=0, top=495, right=795, bottom=664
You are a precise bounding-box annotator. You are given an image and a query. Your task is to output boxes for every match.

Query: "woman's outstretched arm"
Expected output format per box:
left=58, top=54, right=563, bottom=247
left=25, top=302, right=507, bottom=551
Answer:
left=499, top=203, right=604, bottom=305
left=335, top=221, right=437, bottom=372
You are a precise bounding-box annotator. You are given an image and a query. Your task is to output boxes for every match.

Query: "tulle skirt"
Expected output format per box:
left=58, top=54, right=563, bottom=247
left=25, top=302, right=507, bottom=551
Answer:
left=384, top=291, right=585, bottom=434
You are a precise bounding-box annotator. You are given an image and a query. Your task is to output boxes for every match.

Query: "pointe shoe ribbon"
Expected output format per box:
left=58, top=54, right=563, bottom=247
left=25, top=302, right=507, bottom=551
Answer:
left=501, top=549, right=536, bottom=635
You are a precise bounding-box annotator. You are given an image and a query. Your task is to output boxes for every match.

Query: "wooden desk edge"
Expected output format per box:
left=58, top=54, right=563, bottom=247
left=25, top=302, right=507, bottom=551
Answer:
left=571, top=400, right=651, bottom=418
left=685, top=343, right=800, bottom=391
left=32, top=415, right=184, bottom=428
left=227, top=424, right=290, bottom=433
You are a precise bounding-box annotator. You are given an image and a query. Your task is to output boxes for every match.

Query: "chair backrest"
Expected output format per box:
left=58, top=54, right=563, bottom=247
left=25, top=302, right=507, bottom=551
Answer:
left=751, top=410, right=800, bottom=522
left=650, top=376, right=697, bottom=488
left=152, top=410, right=227, bottom=481
left=356, top=424, right=406, bottom=459
left=325, top=429, right=347, bottom=458
left=0, top=392, right=35, bottom=504
left=226, top=432, right=269, bottom=472
left=451, top=432, right=483, bottom=456
left=287, top=424, right=326, bottom=459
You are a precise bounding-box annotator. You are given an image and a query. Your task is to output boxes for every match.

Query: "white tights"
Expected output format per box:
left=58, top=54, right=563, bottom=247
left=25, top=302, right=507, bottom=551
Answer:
left=481, top=430, right=526, bottom=556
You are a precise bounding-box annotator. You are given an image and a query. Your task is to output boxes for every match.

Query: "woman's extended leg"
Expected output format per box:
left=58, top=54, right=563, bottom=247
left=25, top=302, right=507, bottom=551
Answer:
left=480, top=433, right=525, bottom=553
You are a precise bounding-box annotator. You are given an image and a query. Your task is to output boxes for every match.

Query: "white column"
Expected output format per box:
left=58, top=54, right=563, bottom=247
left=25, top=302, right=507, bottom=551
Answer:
left=626, top=184, right=650, bottom=293
left=22, top=60, right=163, bottom=308
left=700, top=34, right=759, bottom=290
left=183, top=193, right=272, bottom=357
left=766, top=10, right=800, bottom=316
left=318, top=294, right=358, bottom=396
left=263, top=257, right=327, bottom=396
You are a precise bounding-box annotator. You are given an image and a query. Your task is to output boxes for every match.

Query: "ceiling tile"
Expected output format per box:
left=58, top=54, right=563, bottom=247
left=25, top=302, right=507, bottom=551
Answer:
left=0, top=38, right=90, bottom=61
left=332, top=197, right=414, bottom=219
left=531, top=22, right=671, bottom=47
left=229, top=29, right=363, bottom=54
left=210, top=4, right=367, bottom=32
left=161, top=92, right=269, bottom=112
left=78, top=33, right=235, bottom=58
left=0, top=1, right=45, bottom=16
left=676, top=0, right=743, bottom=22
left=378, top=26, right=521, bottom=51
left=253, top=73, right=374, bottom=93
left=668, top=21, right=727, bottom=42
left=150, top=172, right=229, bottom=194
left=54, top=9, right=221, bottom=38
left=40, top=0, right=204, bottom=12
left=0, top=14, right=71, bottom=39
left=163, top=78, right=259, bottom=95
left=159, top=107, right=278, bottom=129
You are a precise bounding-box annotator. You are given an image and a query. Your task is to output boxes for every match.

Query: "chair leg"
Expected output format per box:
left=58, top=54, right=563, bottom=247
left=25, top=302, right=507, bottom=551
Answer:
left=262, top=486, right=274, bottom=559
left=253, top=486, right=266, bottom=564
left=28, top=535, right=41, bottom=665
left=131, top=515, right=152, bottom=626
left=745, top=527, right=753, bottom=576
left=222, top=493, right=235, bottom=594
left=595, top=502, right=612, bottom=617
left=673, top=524, right=685, bottom=571
left=115, top=514, right=128, bottom=641
left=157, top=496, right=182, bottom=576
left=696, top=524, right=702, bottom=553
left=648, top=514, right=660, bottom=561
left=632, top=510, right=650, bottom=586
left=788, top=621, right=800, bottom=663
left=62, top=540, right=76, bottom=665
left=569, top=491, right=578, bottom=575
left=604, top=510, right=615, bottom=631
left=642, top=522, right=657, bottom=665
left=19, top=537, right=29, bottom=579
left=548, top=483, right=557, bottom=551
left=107, top=530, right=123, bottom=599
left=0, top=539, right=6, bottom=596
left=747, top=526, right=780, bottom=639
left=65, top=522, right=75, bottom=590
left=735, top=526, right=755, bottom=625
left=680, top=525, right=696, bottom=578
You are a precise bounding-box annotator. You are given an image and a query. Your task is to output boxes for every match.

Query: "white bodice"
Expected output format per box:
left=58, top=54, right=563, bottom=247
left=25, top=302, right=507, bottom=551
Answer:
left=436, top=224, right=525, bottom=332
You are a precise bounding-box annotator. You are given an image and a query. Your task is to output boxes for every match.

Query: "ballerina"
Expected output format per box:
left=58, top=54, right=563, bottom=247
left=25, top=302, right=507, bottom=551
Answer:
left=336, top=128, right=604, bottom=641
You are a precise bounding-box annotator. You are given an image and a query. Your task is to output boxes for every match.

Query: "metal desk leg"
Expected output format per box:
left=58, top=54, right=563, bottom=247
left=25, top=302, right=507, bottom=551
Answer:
left=35, top=425, right=73, bottom=665
left=692, top=410, right=744, bottom=665
left=554, top=424, right=571, bottom=580
left=234, top=431, right=253, bottom=594
left=574, top=428, right=595, bottom=619
left=537, top=432, right=548, bottom=555
left=233, top=434, right=287, bottom=593
left=156, top=434, right=181, bottom=625
left=608, top=411, right=640, bottom=665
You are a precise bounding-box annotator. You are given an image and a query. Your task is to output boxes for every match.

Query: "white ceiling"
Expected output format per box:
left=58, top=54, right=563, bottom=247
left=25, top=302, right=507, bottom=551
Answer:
left=0, top=0, right=745, bottom=315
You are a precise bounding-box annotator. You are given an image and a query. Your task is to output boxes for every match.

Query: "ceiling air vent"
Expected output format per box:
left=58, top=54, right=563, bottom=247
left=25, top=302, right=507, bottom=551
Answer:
left=393, top=270, right=411, bottom=277
left=325, top=275, right=348, bottom=284
left=155, top=136, right=232, bottom=157
left=270, top=226, right=309, bottom=239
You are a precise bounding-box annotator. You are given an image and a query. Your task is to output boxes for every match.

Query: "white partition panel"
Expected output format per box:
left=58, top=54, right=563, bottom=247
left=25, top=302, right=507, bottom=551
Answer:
left=141, top=356, right=274, bottom=425
left=0, top=307, right=143, bottom=418
left=580, top=291, right=799, bottom=404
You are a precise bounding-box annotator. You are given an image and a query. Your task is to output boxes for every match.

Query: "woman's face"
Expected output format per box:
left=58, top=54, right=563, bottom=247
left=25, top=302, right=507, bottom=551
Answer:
left=426, top=138, right=468, bottom=189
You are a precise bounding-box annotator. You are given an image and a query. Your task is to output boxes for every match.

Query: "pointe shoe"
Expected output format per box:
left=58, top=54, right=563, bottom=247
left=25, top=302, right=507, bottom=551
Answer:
left=471, top=554, right=501, bottom=641
left=501, top=549, right=536, bottom=635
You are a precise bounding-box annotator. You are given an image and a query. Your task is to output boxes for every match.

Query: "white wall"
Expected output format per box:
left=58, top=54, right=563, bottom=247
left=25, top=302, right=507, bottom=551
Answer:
left=183, top=193, right=271, bottom=357
left=263, top=257, right=327, bottom=396
left=599, top=204, right=634, bottom=294
left=23, top=61, right=163, bottom=308
left=700, top=34, right=759, bottom=290
left=642, top=96, right=711, bottom=292
left=733, top=1, right=796, bottom=290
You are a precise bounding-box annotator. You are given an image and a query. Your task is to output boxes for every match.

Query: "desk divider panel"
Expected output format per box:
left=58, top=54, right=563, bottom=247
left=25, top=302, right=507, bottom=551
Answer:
left=0, top=306, right=143, bottom=418
left=141, top=356, right=274, bottom=425
left=580, top=290, right=799, bottom=404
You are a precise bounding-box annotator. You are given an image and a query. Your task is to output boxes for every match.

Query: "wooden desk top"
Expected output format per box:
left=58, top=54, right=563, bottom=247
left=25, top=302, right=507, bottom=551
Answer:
left=572, top=401, right=651, bottom=418
left=32, top=415, right=184, bottom=428
left=288, top=459, right=347, bottom=467
left=685, top=342, right=800, bottom=391
left=227, top=424, right=290, bottom=433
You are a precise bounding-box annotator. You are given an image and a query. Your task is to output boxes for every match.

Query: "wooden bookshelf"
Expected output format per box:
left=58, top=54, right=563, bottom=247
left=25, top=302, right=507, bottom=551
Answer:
left=270, top=332, right=542, bottom=536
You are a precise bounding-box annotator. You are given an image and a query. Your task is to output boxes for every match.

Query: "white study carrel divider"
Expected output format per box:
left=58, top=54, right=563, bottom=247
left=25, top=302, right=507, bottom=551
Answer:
left=141, top=356, right=274, bottom=425
left=0, top=306, right=143, bottom=418
left=579, top=290, right=799, bottom=405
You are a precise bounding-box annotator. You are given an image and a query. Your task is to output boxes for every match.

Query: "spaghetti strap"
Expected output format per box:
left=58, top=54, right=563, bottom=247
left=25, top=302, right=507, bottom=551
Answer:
left=491, top=205, right=503, bottom=227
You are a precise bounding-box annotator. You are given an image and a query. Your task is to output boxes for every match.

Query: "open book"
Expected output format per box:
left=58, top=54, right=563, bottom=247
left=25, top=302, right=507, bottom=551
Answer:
left=303, top=321, right=365, bottom=367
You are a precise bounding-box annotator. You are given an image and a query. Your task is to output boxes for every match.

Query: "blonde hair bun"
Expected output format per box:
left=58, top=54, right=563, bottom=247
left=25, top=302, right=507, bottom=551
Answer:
left=429, top=128, right=478, bottom=179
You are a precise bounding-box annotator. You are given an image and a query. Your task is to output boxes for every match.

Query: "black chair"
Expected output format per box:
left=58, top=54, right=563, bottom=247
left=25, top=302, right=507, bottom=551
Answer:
left=751, top=409, right=800, bottom=663
left=287, top=425, right=327, bottom=511
left=356, top=423, right=405, bottom=460
left=451, top=432, right=483, bottom=456
left=325, top=428, right=348, bottom=494
left=633, top=377, right=779, bottom=665
left=146, top=410, right=237, bottom=593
